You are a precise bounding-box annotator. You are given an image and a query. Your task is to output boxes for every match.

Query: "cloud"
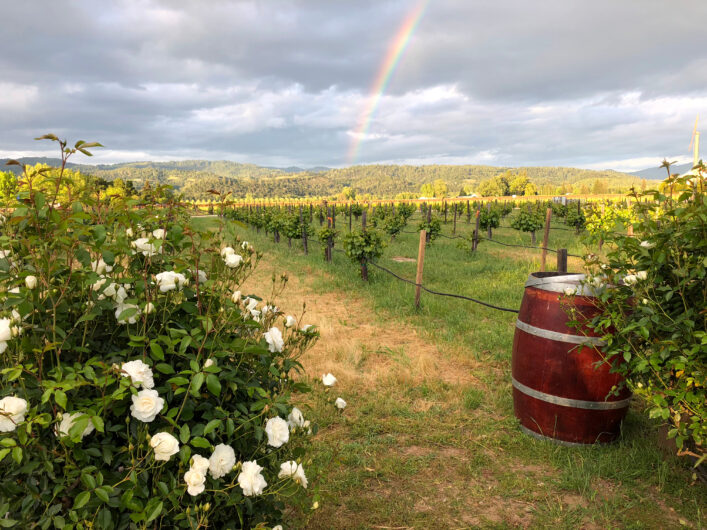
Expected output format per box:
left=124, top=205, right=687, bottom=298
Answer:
left=0, top=0, right=705, bottom=170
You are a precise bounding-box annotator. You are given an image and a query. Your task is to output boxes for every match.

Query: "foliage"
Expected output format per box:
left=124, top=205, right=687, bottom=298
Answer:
left=583, top=168, right=706, bottom=463
left=510, top=209, right=544, bottom=233
left=564, top=205, right=586, bottom=232
left=417, top=216, right=441, bottom=242
left=0, top=136, right=318, bottom=529
left=317, top=227, right=338, bottom=259
left=478, top=208, right=501, bottom=231
left=342, top=229, right=385, bottom=277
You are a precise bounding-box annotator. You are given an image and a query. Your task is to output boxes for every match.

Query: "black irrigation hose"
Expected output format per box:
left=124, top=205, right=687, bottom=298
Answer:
left=475, top=237, right=583, bottom=258
left=367, top=261, right=520, bottom=314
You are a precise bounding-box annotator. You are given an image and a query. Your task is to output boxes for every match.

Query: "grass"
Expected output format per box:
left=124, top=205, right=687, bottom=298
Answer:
left=193, top=211, right=706, bottom=528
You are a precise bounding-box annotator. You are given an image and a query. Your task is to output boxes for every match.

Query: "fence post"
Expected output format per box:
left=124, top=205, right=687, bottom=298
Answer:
left=444, top=201, right=448, bottom=223
left=326, top=207, right=333, bottom=262
left=415, top=229, right=427, bottom=309
left=557, top=249, right=568, bottom=273
left=627, top=224, right=634, bottom=236
left=487, top=202, right=493, bottom=239
left=300, top=206, right=308, bottom=255
left=540, top=207, right=552, bottom=272
left=332, top=205, right=336, bottom=229
left=361, top=210, right=369, bottom=281
left=473, top=209, right=480, bottom=251
left=466, top=200, right=471, bottom=223
left=453, top=203, right=458, bottom=235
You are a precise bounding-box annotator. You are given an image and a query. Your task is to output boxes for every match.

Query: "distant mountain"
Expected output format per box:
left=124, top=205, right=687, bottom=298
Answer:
left=273, top=166, right=330, bottom=174
left=630, top=162, right=691, bottom=180
left=1, top=157, right=85, bottom=175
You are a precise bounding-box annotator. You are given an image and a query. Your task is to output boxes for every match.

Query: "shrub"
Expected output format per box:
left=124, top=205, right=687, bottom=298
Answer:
left=565, top=205, right=586, bottom=232
left=510, top=209, right=544, bottom=244
left=0, top=137, right=318, bottom=529
left=342, top=229, right=385, bottom=280
left=583, top=168, right=706, bottom=466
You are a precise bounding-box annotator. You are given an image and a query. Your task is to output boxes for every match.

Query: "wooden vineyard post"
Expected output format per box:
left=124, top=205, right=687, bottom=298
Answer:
left=487, top=202, right=493, bottom=239
left=557, top=249, right=568, bottom=274
left=349, top=203, right=353, bottom=232
left=426, top=205, right=432, bottom=244
left=415, top=229, right=427, bottom=309
left=300, top=206, right=308, bottom=255
left=326, top=207, right=333, bottom=262
left=361, top=210, right=369, bottom=281
left=453, top=203, right=458, bottom=235
left=309, top=204, right=313, bottom=223
left=540, top=208, right=552, bottom=272
left=466, top=200, right=471, bottom=223
left=627, top=224, right=634, bottom=236
left=473, top=208, right=480, bottom=251
left=444, top=201, right=448, bottom=223
left=332, top=205, right=336, bottom=229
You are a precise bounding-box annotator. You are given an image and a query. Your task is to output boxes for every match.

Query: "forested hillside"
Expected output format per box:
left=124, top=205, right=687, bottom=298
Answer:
left=1, top=158, right=650, bottom=200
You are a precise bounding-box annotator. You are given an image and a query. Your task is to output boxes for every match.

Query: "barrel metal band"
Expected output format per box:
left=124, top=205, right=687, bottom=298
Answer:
left=525, top=273, right=585, bottom=289
left=512, top=377, right=631, bottom=410
left=516, top=319, right=606, bottom=347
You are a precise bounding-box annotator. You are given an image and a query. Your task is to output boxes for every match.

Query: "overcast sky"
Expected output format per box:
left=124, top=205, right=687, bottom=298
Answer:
left=1, top=0, right=706, bottom=171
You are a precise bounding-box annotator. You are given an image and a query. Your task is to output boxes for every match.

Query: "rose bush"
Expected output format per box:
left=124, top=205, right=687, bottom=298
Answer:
left=582, top=167, right=705, bottom=468
left=0, top=136, right=319, bottom=528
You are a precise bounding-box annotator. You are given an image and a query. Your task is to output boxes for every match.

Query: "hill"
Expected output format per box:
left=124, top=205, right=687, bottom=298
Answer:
left=630, top=162, right=691, bottom=180
left=1, top=158, right=651, bottom=200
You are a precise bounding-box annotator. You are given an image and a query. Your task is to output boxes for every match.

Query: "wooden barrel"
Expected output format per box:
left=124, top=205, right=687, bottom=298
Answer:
left=512, top=272, right=631, bottom=445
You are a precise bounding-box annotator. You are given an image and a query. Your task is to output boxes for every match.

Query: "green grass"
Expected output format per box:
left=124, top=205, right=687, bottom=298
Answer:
left=207, top=211, right=706, bottom=528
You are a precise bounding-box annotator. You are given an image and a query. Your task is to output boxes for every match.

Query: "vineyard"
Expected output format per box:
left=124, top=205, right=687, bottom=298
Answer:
left=0, top=144, right=704, bottom=529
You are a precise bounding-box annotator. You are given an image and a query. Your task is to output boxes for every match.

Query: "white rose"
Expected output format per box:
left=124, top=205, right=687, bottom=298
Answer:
left=563, top=288, right=575, bottom=296
left=301, top=324, right=313, bottom=332
left=0, top=317, right=13, bottom=342
left=155, top=271, right=187, bottom=293
left=640, top=240, right=655, bottom=248
left=220, top=246, right=236, bottom=258
left=125, top=227, right=134, bottom=237
left=244, top=297, right=258, bottom=311
left=144, top=302, right=156, bottom=315
left=273, top=526, right=283, bottom=530
left=265, top=416, right=289, bottom=448
left=249, top=309, right=261, bottom=322
left=56, top=412, right=95, bottom=439
left=238, top=460, right=267, bottom=497
left=184, top=468, right=206, bottom=496
left=224, top=253, right=243, bottom=268
left=0, top=396, right=28, bottom=432
left=642, top=298, right=649, bottom=305
left=115, top=303, right=140, bottom=325
left=25, top=275, right=37, bottom=289
left=209, top=443, right=236, bottom=479
left=287, top=407, right=305, bottom=429
left=204, top=358, right=215, bottom=369
left=231, top=290, right=241, bottom=304
left=193, top=269, right=207, bottom=284
left=121, top=359, right=154, bottom=389
left=335, top=397, right=347, bottom=410
left=130, top=389, right=164, bottom=422
left=150, top=432, right=180, bottom=461
left=131, top=237, right=158, bottom=257
left=623, top=274, right=637, bottom=285
left=191, top=454, right=210, bottom=474
left=284, top=315, right=296, bottom=328
left=152, top=228, right=166, bottom=239
left=636, top=270, right=648, bottom=281
left=302, top=420, right=312, bottom=434
left=278, top=460, right=308, bottom=488
left=90, top=258, right=113, bottom=275
left=322, top=373, right=337, bottom=387
left=264, top=327, right=284, bottom=353
left=241, top=241, right=250, bottom=250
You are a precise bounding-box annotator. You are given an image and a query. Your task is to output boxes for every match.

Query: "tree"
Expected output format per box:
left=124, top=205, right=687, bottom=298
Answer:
left=478, top=175, right=509, bottom=197
left=509, top=174, right=530, bottom=195
left=432, top=179, right=448, bottom=198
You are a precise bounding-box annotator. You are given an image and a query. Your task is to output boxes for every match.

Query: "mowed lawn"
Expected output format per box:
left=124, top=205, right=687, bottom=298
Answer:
left=193, top=211, right=707, bottom=529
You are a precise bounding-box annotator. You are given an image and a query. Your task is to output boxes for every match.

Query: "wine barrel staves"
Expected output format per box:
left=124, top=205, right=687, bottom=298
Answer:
left=512, top=272, right=631, bottom=445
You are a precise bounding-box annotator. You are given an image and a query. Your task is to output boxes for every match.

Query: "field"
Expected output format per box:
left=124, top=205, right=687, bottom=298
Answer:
left=193, top=211, right=707, bottom=529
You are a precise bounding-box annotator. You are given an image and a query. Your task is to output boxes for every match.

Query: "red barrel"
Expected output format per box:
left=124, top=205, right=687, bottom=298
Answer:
left=512, top=272, right=631, bottom=445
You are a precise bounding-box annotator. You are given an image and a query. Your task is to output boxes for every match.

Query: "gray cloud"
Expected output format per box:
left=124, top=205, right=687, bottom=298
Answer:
left=1, top=0, right=705, bottom=170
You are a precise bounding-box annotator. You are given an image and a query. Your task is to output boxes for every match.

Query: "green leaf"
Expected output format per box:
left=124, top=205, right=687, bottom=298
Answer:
left=190, top=437, right=211, bottom=449
left=179, top=423, right=190, bottom=444
left=203, top=419, right=221, bottom=436
left=190, top=372, right=205, bottom=396
left=206, top=374, right=221, bottom=396
left=11, top=447, right=22, bottom=465
left=95, top=486, right=111, bottom=503
left=73, top=491, right=90, bottom=509
left=144, top=499, right=163, bottom=523
left=55, top=390, right=67, bottom=409
left=155, top=363, right=175, bottom=374
left=97, top=509, right=111, bottom=528
left=0, top=448, right=10, bottom=463
left=149, top=342, right=164, bottom=361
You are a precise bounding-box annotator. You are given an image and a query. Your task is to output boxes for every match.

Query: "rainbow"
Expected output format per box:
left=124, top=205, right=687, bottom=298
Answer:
left=346, top=0, right=430, bottom=165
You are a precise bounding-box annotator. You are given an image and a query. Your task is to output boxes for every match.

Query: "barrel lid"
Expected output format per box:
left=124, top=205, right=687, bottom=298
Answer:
left=525, top=272, right=603, bottom=296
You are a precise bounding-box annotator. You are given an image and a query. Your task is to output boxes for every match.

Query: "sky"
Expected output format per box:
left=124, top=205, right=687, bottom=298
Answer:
left=1, top=0, right=706, bottom=171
